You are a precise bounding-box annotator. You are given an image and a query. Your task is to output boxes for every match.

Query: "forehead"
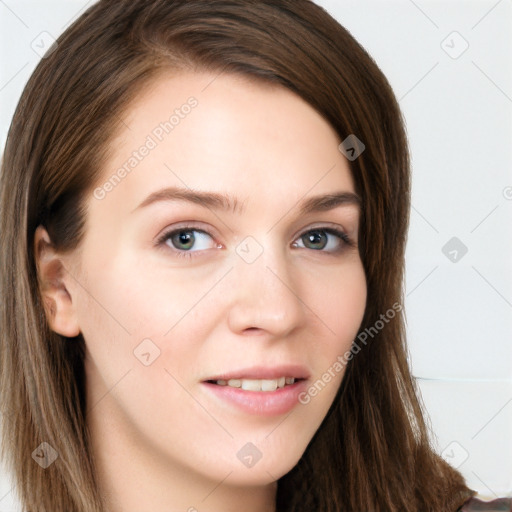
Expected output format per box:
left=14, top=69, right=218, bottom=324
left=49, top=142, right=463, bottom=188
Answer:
left=92, top=71, right=355, bottom=219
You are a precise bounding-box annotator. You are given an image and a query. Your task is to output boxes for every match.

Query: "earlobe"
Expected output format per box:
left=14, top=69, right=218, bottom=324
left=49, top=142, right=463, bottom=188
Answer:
left=34, top=225, right=81, bottom=338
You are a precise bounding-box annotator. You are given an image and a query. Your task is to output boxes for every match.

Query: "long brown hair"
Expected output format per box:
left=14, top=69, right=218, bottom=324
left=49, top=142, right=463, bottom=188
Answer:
left=0, top=1, right=476, bottom=510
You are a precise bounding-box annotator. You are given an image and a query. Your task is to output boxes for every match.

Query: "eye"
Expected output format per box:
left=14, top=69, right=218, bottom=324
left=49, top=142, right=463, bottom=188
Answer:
left=156, top=226, right=219, bottom=260
left=292, top=227, right=353, bottom=253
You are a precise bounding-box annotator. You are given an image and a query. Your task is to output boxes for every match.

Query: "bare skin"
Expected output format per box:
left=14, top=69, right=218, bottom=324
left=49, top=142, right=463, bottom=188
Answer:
left=34, top=71, right=367, bottom=512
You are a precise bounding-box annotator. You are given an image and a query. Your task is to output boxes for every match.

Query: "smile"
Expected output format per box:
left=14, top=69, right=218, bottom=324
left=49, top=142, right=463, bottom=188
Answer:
left=208, top=377, right=297, bottom=392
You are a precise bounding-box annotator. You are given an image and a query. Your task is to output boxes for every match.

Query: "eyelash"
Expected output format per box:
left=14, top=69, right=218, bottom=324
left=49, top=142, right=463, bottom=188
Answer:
left=155, top=225, right=354, bottom=260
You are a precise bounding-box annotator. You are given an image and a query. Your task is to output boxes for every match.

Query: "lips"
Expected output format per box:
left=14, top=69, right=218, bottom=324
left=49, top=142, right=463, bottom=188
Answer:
left=201, top=368, right=309, bottom=416
left=203, top=364, right=310, bottom=382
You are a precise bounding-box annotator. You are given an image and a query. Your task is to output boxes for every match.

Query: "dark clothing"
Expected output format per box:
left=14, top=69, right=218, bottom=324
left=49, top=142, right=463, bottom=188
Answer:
left=459, top=497, right=512, bottom=511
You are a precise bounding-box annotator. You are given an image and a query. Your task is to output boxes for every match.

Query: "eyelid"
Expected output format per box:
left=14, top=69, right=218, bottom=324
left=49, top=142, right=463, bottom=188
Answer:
left=155, top=221, right=220, bottom=244
left=293, top=221, right=353, bottom=242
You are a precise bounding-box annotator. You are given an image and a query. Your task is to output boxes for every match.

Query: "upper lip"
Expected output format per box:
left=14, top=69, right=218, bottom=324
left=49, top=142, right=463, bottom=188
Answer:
left=203, top=364, right=310, bottom=382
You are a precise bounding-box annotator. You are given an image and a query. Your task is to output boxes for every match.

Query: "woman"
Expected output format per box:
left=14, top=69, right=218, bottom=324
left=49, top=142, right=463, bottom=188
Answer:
left=0, top=1, right=509, bottom=511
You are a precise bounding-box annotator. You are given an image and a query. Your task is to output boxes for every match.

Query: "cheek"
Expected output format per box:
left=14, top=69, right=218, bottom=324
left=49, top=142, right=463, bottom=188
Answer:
left=315, top=260, right=367, bottom=343
left=74, top=254, right=217, bottom=406
left=306, top=261, right=367, bottom=392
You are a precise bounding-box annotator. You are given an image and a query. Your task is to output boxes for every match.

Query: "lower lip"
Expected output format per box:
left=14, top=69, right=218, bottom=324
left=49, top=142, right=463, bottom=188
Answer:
left=201, top=380, right=308, bottom=416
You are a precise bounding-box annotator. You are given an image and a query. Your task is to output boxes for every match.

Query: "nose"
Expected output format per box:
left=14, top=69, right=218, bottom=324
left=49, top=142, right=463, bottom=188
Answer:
left=226, top=241, right=306, bottom=338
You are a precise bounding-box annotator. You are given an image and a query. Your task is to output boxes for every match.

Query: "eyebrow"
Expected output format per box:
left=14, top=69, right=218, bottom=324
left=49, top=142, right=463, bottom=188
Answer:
left=131, top=186, right=361, bottom=216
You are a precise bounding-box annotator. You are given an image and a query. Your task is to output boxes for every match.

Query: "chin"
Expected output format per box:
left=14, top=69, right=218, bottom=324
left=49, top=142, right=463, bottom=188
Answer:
left=226, top=444, right=304, bottom=487
left=189, top=441, right=305, bottom=488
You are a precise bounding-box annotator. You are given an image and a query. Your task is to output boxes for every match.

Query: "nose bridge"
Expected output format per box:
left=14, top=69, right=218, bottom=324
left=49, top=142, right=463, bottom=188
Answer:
left=226, top=235, right=304, bottom=335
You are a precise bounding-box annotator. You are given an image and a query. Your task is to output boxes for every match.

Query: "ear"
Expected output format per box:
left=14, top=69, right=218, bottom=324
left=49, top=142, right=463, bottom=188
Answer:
left=34, top=225, right=81, bottom=337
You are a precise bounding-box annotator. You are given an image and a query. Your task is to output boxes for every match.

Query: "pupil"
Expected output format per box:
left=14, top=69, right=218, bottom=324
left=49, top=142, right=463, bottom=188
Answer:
left=306, top=231, right=326, bottom=249
left=175, top=231, right=194, bottom=249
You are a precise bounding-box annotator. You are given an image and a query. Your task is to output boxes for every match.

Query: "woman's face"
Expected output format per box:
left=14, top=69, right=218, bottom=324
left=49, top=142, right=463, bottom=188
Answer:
left=51, top=72, right=366, bottom=492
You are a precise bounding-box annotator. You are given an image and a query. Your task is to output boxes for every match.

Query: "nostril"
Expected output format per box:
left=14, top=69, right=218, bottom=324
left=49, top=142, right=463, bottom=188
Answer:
left=244, top=327, right=261, bottom=333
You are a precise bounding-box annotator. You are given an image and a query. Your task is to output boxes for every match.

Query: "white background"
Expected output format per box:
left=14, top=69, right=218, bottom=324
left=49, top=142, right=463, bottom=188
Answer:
left=1, top=0, right=511, bottom=509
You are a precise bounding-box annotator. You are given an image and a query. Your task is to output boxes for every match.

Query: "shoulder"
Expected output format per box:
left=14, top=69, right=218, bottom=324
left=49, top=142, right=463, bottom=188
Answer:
left=458, top=497, right=512, bottom=511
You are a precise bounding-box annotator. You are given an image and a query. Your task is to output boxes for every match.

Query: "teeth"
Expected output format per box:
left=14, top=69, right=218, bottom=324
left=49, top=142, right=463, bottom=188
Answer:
left=242, top=379, right=263, bottom=391
left=261, top=379, right=277, bottom=391
left=214, top=377, right=296, bottom=391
